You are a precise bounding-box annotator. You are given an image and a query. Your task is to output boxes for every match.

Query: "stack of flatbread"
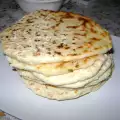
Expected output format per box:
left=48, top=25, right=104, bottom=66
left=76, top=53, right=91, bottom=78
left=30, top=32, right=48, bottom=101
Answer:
left=0, top=10, right=114, bottom=100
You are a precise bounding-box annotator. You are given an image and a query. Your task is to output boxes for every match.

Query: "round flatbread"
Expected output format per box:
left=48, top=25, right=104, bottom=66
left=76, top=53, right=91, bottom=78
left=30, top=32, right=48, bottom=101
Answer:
left=0, top=10, right=112, bottom=64
left=7, top=54, right=105, bottom=76
left=61, top=58, right=112, bottom=88
left=22, top=78, right=107, bottom=100
left=32, top=54, right=109, bottom=85
left=20, top=65, right=112, bottom=89
left=18, top=54, right=112, bottom=88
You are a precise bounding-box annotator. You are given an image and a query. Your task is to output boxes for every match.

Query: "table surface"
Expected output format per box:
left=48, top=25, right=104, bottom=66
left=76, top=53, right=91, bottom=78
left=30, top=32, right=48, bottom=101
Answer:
left=0, top=0, right=120, bottom=36
left=0, top=35, right=120, bottom=120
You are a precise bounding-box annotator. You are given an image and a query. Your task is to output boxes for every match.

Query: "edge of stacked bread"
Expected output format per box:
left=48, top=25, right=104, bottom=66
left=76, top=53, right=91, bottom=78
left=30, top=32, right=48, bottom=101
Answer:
left=0, top=10, right=114, bottom=100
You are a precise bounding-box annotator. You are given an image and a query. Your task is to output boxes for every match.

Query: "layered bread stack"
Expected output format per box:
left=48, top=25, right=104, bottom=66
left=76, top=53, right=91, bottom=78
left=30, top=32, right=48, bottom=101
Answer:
left=0, top=10, right=114, bottom=100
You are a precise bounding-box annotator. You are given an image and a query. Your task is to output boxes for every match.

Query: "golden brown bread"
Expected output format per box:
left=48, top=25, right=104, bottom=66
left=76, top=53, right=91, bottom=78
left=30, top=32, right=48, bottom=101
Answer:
left=0, top=10, right=112, bottom=64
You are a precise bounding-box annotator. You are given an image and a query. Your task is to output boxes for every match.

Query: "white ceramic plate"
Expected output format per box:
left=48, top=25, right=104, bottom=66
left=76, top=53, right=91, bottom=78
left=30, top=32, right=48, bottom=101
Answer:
left=0, top=35, right=120, bottom=120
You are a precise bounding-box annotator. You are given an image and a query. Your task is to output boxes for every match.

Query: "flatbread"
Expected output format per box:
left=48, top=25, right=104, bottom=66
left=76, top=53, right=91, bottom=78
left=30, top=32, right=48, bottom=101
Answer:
left=22, top=78, right=107, bottom=100
left=0, top=10, right=112, bottom=64
left=18, top=55, right=112, bottom=88
left=61, top=59, right=112, bottom=88
left=87, top=57, right=114, bottom=86
left=20, top=65, right=112, bottom=88
left=32, top=54, right=109, bottom=85
left=18, top=70, right=44, bottom=84
left=7, top=54, right=105, bottom=76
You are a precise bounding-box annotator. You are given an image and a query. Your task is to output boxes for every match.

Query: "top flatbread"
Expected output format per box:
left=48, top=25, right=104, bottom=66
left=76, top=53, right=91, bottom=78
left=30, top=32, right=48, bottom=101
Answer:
left=0, top=10, right=112, bottom=64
